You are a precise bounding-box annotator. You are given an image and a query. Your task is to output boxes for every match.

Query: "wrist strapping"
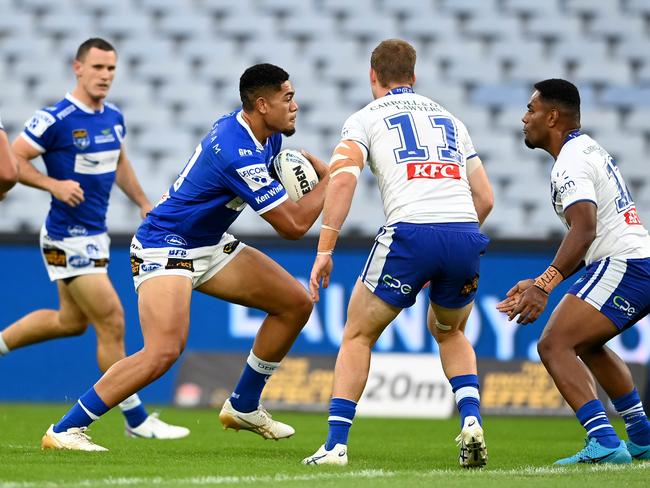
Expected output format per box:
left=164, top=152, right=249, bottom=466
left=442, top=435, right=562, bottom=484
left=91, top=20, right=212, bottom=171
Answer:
left=534, top=265, right=565, bottom=294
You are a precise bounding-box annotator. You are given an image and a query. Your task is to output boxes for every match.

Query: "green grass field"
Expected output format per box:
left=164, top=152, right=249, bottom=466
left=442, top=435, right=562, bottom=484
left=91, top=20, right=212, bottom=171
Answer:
left=0, top=404, right=648, bottom=487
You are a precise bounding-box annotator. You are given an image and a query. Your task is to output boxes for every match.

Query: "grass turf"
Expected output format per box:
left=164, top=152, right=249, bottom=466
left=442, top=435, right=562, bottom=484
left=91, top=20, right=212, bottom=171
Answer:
left=0, top=404, right=648, bottom=487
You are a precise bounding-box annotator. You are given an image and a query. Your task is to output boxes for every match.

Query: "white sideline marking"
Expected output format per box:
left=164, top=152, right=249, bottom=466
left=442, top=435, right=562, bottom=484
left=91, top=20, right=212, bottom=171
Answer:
left=2, top=464, right=649, bottom=487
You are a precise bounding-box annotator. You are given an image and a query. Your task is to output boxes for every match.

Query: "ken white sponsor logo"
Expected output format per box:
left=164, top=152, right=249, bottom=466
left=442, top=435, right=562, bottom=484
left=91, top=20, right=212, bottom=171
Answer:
left=406, top=162, right=460, bottom=180
left=255, top=186, right=283, bottom=205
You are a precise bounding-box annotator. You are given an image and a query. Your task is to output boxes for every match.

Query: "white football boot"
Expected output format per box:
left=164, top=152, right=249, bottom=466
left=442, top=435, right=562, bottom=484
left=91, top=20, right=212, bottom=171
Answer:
left=455, top=416, right=487, bottom=468
left=219, top=398, right=295, bottom=440
left=302, top=443, right=348, bottom=465
left=41, top=424, right=108, bottom=452
left=125, top=413, right=190, bottom=439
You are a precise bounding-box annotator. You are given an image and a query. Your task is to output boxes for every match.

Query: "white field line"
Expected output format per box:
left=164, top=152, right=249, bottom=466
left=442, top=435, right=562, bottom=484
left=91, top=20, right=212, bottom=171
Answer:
left=1, top=464, right=649, bottom=487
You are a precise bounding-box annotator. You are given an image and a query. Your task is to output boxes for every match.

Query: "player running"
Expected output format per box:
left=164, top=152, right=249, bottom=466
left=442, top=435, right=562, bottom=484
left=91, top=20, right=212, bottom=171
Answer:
left=497, top=79, right=650, bottom=465
left=0, top=38, right=188, bottom=442
left=303, top=39, right=493, bottom=468
left=41, top=63, right=329, bottom=451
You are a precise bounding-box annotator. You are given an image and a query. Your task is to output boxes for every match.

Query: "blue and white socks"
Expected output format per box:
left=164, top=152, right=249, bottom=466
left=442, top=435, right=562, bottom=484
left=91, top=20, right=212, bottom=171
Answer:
left=450, top=374, right=482, bottom=426
left=53, top=389, right=152, bottom=433
left=576, top=399, right=620, bottom=448
left=613, top=388, right=650, bottom=447
left=54, top=387, right=109, bottom=433
left=230, top=350, right=279, bottom=413
left=119, top=394, right=149, bottom=429
left=325, top=397, right=357, bottom=450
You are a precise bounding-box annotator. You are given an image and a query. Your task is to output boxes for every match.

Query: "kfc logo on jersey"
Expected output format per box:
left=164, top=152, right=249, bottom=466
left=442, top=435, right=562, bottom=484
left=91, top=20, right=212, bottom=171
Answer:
left=407, top=162, right=460, bottom=180
left=624, top=207, right=642, bottom=225
left=236, top=163, right=272, bottom=191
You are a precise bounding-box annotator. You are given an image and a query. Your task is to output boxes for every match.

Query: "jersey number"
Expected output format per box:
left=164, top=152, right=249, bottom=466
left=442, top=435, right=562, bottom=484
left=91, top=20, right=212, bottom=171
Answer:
left=173, top=144, right=202, bottom=192
left=605, top=156, right=633, bottom=212
left=385, top=113, right=460, bottom=164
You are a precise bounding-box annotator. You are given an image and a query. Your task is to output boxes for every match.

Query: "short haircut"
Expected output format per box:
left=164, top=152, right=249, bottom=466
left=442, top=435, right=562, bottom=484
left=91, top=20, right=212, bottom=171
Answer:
left=239, top=63, right=290, bottom=111
left=370, top=39, right=416, bottom=87
left=75, top=38, right=116, bottom=61
left=533, top=78, right=580, bottom=121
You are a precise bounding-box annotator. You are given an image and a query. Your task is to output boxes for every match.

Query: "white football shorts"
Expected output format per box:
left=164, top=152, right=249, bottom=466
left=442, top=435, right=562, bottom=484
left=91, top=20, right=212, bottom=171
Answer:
left=130, top=232, right=246, bottom=291
left=40, top=225, right=110, bottom=281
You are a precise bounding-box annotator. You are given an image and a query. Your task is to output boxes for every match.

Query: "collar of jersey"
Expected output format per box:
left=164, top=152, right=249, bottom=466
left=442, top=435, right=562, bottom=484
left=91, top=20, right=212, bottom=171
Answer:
left=65, top=93, right=104, bottom=114
left=236, top=110, right=264, bottom=151
left=563, top=129, right=582, bottom=146
left=386, top=86, right=414, bottom=96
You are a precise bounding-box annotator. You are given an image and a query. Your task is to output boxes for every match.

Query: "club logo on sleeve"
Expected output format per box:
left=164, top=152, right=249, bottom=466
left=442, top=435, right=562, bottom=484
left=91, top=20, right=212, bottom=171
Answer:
left=236, top=163, right=272, bottom=191
left=407, top=162, right=460, bottom=180
left=72, top=129, right=91, bottom=150
left=26, top=110, right=56, bottom=137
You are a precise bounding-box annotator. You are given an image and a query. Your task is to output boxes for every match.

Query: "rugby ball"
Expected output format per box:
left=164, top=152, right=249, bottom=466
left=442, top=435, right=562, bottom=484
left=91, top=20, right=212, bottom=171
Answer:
left=272, top=149, right=319, bottom=201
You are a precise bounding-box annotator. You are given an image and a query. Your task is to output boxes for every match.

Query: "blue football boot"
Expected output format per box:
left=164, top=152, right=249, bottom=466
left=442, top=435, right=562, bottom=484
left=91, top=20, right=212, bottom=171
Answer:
left=626, top=440, right=650, bottom=460
left=554, top=438, right=631, bottom=465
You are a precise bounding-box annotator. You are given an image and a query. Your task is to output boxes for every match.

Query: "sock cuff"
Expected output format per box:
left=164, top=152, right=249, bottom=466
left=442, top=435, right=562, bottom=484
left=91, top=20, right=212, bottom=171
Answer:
left=455, top=386, right=480, bottom=403
left=576, top=399, right=606, bottom=424
left=246, top=350, right=280, bottom=375
left=79, top=387, right=110, bottom=417
left=118, top=394, right=143, bottom=411
left=329, top=397, right=357, bottom=421
left=612, top=388, right=640, bottom=412
left=0, top=332, right=9, bottom=355
left=449, top=374, right=479, bottom=393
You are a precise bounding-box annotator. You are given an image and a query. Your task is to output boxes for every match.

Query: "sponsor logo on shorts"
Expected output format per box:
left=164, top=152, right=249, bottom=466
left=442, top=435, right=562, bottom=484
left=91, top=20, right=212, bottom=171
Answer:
left=168, top=249, right=187, bottom=257
left=165, top=234, right=187, bottom=246
left=68, top=255, right=91, bottom=268
left=406, top=162, right=460, bottom=180
left=131, top=255, right=143, bottom=276
left=381, top=274, right=412, bottom=295
left=86, top=243, right=100, bottom=258
left=72, top=128, right=91, bottom=150
left=92, top=258, right=109, bottom=268
left=43, top=248, right=66, bottom=267
left=459, top=274, right=479, bottom=296
left=223, top=240, right=240, bottom=255
left=67, top=225, right=88, bottom=236
left=612, top=295, right=636, bottom=317
left=166, top=258, right=194, bottom=272
left=141, top=262, right=163, bottom=273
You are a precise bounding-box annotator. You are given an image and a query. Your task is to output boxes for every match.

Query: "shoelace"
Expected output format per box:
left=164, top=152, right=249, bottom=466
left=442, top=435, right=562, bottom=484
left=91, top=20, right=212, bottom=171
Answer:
left=66, top=427, right=93, bottom=442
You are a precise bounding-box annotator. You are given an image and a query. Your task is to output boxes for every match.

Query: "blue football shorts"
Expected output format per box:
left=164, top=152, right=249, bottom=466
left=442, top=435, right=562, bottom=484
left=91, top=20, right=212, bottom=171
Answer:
left=568, top=256, right=650, bottom=330
left=360, top=222, right=490, bottom=309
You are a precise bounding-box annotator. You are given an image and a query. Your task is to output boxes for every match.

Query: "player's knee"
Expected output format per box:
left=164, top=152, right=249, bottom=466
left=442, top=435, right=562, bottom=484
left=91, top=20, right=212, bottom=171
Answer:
left=537, top=334, right=556, bottom=362
left=59, top=317, right=88, bottom=337
left=145, top=345, right=183, bottom=379
left=282, top=287, right=313, bottom=325
left=94, top=306, right=125, bottom=342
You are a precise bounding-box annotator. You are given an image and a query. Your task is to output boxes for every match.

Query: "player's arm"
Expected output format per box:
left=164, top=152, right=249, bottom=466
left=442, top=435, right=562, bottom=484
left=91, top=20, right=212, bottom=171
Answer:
left=0, top=128, right=18, bottom=196
left=498, top=201, right=597, bottom=324
left=12, top=136, right=84, bottom=206
left=467, top=156, right=494, bottom=225
left=261, top=150, right=329, bottom=240
left=309, top=140, right=366, bottom=301
left=115, top=144, right=152, bottom=219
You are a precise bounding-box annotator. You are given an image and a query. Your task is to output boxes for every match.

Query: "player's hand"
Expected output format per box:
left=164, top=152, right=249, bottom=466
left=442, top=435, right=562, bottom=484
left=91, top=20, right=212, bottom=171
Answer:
left=301, top=149, right=329, bottom=180
left=51, top=179, right=84, bottom=207
left=496, top=278, right=534, bottom=314
left=309, top=254, right=333, bottom=302
left=505, top=280, right=548, bottom=325
left=139, top=201, right=153, bottom=220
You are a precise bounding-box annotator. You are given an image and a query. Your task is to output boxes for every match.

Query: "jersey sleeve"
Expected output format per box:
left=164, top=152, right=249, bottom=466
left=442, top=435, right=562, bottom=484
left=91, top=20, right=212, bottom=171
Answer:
left=221, top=155, right=288, bottom=214
left=552, top=157, right=597, bottom=211
left=456, top=119, right=478, bottom=160
left=22, top=109, right=58, bottom=153
left=340, top=111, right=369, bottom=156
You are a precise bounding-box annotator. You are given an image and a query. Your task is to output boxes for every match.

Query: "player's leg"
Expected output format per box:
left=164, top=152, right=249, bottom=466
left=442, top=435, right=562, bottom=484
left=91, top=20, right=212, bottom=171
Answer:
left=537, top=294, right=630, bottom=464
left=0, top=280, right=88, bottom=355
left=428, top=301, right=486, bottom=468
left=42, top=275, right=193, bottom=450
left=579, top=344, right=650, bottom=460
left=195, top=246, right=312, bottom=439
left=303, top=280, right=401, bottom=465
